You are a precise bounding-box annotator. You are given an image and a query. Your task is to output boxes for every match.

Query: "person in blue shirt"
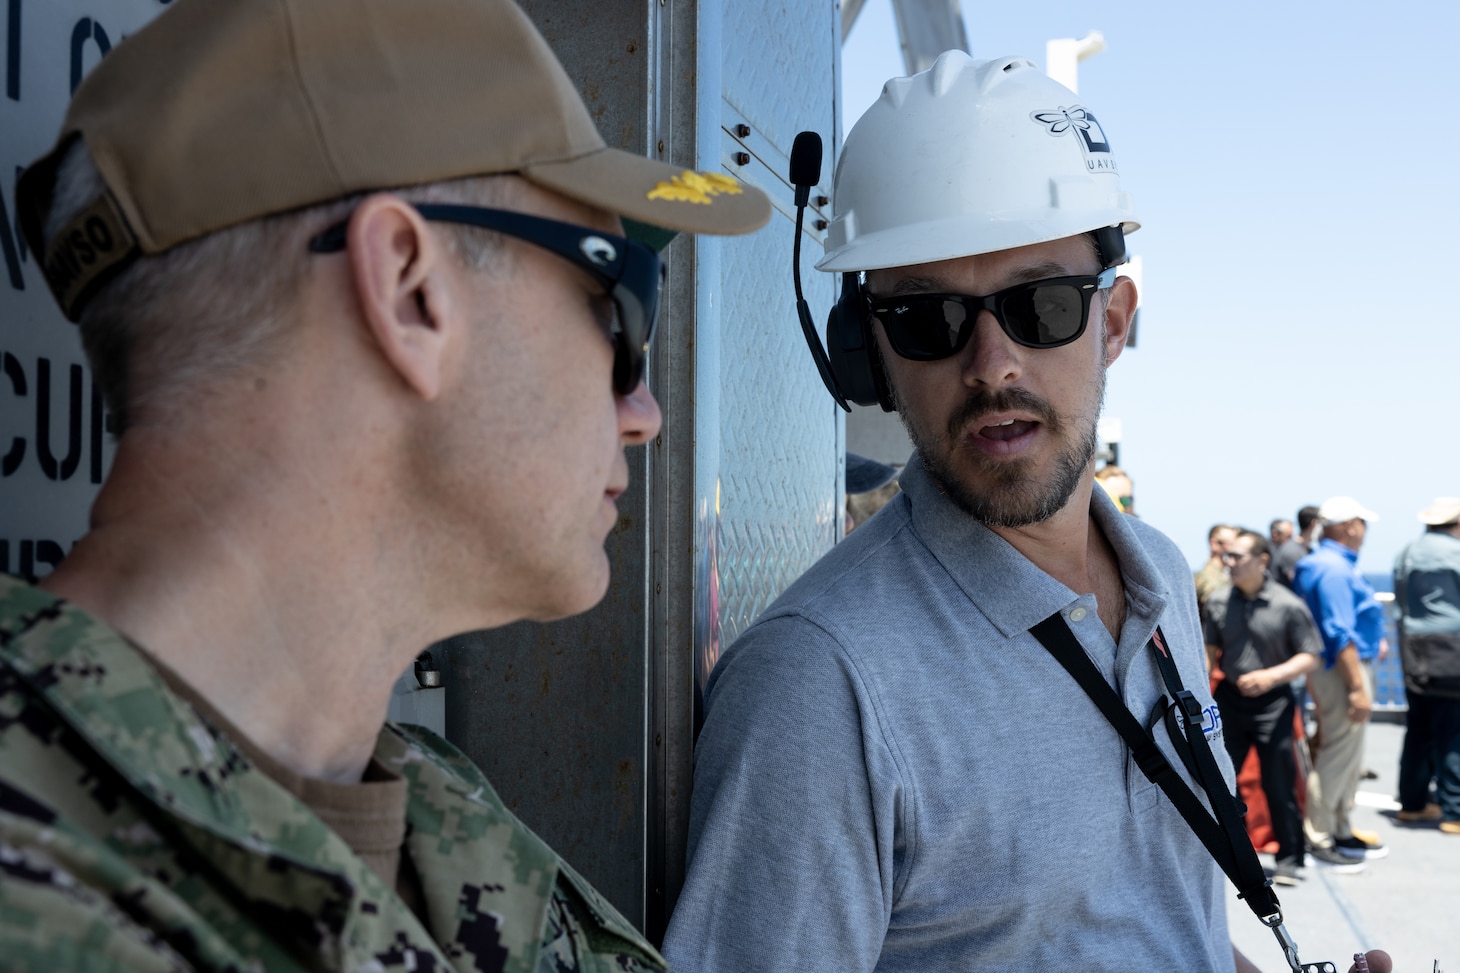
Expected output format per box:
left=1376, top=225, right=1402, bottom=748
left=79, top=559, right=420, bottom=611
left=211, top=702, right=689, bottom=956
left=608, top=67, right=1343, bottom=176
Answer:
left=1294, top=496, right=1390, bottom=863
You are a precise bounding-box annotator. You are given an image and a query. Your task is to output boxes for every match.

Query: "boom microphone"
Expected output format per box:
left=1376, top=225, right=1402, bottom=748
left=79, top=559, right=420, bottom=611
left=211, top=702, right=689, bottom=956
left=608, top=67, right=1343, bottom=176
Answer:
left=790, top=132, right=822, bottom=208
left=788, top=130, right=847, bottom=410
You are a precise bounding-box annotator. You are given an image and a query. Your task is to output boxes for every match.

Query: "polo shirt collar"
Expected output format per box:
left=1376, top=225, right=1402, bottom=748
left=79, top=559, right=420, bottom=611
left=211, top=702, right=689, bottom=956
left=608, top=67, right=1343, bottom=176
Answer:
left=1318, top=537, right=1359, bottom=565
left=897, top=452, right=1170, bottom=642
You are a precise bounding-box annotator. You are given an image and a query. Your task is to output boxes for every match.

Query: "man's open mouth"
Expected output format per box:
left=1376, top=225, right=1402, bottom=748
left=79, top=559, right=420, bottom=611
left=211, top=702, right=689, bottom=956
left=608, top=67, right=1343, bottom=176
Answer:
left=978, top=418, right=1038, bottom=442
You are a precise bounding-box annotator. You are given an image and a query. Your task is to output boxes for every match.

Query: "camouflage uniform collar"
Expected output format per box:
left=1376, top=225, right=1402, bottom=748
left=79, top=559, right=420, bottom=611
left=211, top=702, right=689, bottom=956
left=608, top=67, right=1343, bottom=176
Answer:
left=381, top=723, right=667, bottom=970
left=0, top=576, right=442, bottom=966
left=0, top=576, right=274, bottom=834
left=0, top=576, right=665, bottom=971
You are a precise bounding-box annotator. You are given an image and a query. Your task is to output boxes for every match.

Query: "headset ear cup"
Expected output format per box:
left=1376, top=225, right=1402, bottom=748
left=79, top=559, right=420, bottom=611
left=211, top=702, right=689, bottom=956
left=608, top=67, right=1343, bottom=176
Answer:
left=825, top=275, right=891, bottom=410
left=1092, top=225, right=1126, bottom=268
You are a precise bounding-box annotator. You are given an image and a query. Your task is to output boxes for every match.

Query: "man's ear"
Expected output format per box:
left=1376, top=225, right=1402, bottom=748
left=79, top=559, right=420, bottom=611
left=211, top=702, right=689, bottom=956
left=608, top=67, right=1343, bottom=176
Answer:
left=346, top=194, right=453, bottom=400
left=1100, top=275, right=1139, bottom=367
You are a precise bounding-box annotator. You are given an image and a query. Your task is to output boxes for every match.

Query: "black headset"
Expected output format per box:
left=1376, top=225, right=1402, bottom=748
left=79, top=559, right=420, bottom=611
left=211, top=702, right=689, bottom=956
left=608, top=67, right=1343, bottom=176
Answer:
left=789, top=130, right=1127, bottom=413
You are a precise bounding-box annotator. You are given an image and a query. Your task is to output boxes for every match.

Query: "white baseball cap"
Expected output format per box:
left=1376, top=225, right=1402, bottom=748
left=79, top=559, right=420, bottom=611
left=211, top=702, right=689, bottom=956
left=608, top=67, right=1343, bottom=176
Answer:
left=1319, top=496, right=1379, bottom=525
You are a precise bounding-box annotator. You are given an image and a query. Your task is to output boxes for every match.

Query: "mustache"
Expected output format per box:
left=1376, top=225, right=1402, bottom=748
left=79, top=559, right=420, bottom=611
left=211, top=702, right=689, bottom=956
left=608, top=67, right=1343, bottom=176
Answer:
left=945, top=387, right=1061, bottom=440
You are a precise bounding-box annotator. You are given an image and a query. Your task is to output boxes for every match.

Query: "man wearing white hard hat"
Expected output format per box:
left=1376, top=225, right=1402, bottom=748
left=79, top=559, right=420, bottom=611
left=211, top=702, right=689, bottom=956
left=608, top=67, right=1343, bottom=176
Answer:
left=664, top=53, right=1386, bottom=973
left=1392, top=498, right=1460, bottom=834
left=1294, top=496, right=1390, bottom=866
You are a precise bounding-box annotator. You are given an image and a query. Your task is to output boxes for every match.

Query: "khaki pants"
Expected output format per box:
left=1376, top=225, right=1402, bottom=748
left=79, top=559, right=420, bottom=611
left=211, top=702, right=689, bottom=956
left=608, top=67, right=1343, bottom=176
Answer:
left=1304, top=661, right=1374, bottom=846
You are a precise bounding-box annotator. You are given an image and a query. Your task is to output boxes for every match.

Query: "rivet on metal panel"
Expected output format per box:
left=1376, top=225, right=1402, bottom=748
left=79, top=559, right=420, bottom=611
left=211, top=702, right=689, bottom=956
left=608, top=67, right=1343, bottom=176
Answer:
left=815, top=195, right=829, bottom=206
left=657, top=140, right=665, bottom=155
left=814, top=219, right=828, bottom=230
left=733, top=152, right=750, bottom=166
left=734, top=124, right=751, bottom=138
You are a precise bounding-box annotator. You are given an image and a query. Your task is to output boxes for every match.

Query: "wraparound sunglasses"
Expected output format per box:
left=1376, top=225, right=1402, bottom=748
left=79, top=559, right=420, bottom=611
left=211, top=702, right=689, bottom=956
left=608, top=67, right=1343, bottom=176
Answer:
left=310, top=204, right=663, bottom=395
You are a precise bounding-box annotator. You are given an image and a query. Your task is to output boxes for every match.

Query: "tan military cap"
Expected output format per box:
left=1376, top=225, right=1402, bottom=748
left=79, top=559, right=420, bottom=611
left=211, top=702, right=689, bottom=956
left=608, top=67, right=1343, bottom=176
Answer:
left=18, top=0, right=771, bottom=320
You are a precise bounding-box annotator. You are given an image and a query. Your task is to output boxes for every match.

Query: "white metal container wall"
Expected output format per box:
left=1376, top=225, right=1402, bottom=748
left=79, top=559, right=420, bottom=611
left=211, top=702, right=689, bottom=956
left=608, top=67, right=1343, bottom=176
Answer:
left=0, top=0, right=140, bottom=580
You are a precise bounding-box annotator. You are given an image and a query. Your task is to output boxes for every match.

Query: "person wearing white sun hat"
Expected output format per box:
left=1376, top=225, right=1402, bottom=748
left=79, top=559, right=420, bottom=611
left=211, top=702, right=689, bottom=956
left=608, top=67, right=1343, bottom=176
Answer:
left=1393, top=497, right=1460, bottom=834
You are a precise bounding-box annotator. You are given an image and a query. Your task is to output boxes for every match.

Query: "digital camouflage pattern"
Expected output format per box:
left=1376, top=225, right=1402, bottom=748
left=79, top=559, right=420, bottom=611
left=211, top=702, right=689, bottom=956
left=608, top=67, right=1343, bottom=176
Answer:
left=0, top=575, right=667, bottom=973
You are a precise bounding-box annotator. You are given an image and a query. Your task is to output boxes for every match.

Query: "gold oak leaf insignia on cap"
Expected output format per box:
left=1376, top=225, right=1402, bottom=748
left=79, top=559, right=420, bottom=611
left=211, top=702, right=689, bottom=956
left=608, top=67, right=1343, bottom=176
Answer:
left=646, top=170, right=745, bottom=205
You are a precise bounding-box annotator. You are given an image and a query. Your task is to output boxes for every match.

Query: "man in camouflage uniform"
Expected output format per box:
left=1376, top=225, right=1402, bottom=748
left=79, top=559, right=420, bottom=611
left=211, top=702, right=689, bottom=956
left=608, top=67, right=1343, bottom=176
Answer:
left=0, top=0, right=769, bottom=969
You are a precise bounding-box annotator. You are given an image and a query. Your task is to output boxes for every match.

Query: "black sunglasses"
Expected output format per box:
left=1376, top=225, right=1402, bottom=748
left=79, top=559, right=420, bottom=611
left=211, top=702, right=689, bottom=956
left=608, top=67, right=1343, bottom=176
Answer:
left=868, top=267, right=1116, bottom=360
left=309, top=203, right=663, bottom=395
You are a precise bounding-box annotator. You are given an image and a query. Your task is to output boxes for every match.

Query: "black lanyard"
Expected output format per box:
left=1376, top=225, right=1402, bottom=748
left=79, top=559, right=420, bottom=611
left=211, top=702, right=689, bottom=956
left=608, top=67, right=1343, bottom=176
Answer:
left=1028, top=612, right=1336, bottom=973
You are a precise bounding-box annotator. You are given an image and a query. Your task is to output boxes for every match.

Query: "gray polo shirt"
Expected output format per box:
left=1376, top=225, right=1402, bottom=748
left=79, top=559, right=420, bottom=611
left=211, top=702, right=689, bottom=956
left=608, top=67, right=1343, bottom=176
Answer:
left=664, top=454, right=1234, bottom=973
left=1202, top=579, right=1320, bottom=682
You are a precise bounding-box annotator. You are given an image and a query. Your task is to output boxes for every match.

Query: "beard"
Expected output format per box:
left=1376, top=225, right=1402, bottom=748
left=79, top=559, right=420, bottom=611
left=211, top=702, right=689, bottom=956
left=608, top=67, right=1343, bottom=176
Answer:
left=893, top=367, right=1105, bottom=529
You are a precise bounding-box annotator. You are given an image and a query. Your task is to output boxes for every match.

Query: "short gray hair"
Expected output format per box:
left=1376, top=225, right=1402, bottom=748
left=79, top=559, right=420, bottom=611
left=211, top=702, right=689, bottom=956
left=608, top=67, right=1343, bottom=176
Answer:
left=47, top=142, right=514, bottom=433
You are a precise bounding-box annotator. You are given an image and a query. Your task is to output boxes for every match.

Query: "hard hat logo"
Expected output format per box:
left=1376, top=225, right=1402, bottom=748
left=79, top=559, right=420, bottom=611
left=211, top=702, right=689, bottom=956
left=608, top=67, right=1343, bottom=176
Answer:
left=1031, top=107, right=1118, bottom=174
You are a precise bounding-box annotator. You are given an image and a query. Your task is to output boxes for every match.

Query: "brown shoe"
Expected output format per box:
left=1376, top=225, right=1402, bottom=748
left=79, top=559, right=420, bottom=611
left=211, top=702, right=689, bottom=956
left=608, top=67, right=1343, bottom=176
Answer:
left=1396, top=804, right=1442, bottom=823
left=1440, top=821, right=1460, bottom=835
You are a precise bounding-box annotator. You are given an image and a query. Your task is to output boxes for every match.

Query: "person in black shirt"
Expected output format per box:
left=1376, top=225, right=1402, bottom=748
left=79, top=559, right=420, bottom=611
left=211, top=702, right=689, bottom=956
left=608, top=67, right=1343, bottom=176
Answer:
left=1204, top=529, right=1323, bottom=884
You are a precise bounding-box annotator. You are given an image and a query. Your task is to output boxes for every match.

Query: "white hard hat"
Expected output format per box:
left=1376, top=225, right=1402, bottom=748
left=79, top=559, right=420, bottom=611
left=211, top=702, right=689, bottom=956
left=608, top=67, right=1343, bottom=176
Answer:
left=817, top=51, right=1139, bottom=273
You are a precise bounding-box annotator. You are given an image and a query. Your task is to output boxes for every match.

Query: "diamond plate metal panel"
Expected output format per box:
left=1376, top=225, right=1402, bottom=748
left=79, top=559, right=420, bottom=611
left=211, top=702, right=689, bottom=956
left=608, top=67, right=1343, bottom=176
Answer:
left=715, top=210, right=840, bottom=646
left=721, top=0, right=838, bottom=155
left=708, top=0, right=843, bottom=656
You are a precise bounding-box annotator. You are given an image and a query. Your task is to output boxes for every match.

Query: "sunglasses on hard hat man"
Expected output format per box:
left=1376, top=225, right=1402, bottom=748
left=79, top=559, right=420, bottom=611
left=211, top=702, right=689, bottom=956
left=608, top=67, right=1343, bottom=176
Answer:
left=868, top=267, right=1116, bottom=361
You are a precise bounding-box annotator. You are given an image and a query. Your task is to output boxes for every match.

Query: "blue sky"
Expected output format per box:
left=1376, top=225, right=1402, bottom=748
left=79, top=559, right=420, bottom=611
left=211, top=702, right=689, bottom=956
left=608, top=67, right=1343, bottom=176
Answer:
left=841, top=0, right=1459, bottom=573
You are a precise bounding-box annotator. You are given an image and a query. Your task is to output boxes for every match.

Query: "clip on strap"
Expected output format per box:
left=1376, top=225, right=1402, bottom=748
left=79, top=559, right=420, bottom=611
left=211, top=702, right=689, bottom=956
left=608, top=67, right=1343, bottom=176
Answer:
left=1264, top=915, right=1337, bottom=973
